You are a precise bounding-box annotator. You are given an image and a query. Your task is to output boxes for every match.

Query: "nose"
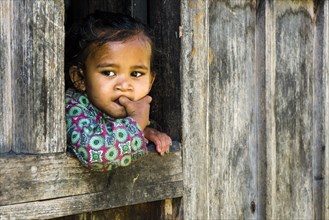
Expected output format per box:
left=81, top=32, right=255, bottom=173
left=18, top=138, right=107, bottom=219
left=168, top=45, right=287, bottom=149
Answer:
left=115, top=75, right=133, bottom=92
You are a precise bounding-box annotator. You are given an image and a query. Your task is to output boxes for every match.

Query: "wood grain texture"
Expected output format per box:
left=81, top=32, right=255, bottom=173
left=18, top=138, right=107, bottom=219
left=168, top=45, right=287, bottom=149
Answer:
left=182, top=0, right=327, bottom=219
left=208, top=1, right=258, bottom=219
left=181, top=0, right=209, bottom=219
left=264, top=1, right=277, bottom=219
left=324, top=0, right=329, bottom=219
left=268, top=1, right=315, bottom=219
left=0, top=0, right=13, bottom=153
left=313, top=1, right=326, bottom=219
left=0, top=151, right=183, bottom=219
left=0, top=150, right=182, bottom=206
left=0, top=0, right=66, bottom=154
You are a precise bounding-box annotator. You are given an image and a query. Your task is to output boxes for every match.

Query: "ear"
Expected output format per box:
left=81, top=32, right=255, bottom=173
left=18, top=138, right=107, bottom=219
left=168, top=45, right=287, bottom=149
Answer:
left=69, top=66, right=86, bottom=92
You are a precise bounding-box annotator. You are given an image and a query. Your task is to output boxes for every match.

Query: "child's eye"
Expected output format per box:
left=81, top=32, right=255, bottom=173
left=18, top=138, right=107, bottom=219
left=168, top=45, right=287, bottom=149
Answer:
left=102, top=71, right=116, bottom=77
left=131, top=71, right=143, bottom=78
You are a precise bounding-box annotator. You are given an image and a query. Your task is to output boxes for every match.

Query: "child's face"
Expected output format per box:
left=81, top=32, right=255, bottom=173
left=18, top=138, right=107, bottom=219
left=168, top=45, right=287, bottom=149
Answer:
left=82, top=37, right=154, bottom=118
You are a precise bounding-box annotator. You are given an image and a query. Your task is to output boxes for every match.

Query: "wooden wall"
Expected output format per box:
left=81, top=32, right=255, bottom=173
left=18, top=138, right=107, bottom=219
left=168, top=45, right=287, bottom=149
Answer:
left=181, top=0, right=329, bottom=219
left=0, top=0, right=65, bottom=154
left=1, top=0, right=329, bottom=219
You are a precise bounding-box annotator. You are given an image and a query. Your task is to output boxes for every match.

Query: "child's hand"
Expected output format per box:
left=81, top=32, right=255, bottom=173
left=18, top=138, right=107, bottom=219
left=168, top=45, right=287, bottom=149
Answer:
left=144, top=127, right=172, bottom=156
left=119, top=96, right=152, bottom=130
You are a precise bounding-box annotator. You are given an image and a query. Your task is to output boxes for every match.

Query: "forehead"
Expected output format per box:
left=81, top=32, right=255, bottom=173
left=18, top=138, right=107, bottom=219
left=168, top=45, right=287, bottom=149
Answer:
left=87, top=37, right=152, bottom=62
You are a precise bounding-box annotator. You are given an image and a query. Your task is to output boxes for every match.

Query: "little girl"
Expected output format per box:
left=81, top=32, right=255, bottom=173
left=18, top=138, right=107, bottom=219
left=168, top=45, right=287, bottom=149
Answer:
left=65, top=11, right=172, bottom=172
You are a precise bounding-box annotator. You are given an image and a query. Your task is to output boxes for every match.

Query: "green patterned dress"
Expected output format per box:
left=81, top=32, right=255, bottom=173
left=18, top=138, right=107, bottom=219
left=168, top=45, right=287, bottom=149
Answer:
left=65, top=88, right=148, bottom=172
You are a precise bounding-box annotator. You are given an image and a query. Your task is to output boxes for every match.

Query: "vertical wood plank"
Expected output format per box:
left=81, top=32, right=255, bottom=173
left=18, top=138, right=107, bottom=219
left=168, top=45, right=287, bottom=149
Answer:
left=181, top=0, right=209, bottom=219
left=264, top=0, right=277, bottom=218
left=313, top=0, right=326, bottom=219
left=11, top=0, right=65, bottom=153
left=324, top=0, right=329, bottom=218
left=0, top=0, right=13, bottom=153
left=255, top=1, right=267, bottom=218
left=267, top=1, right=315, bottom=219
left=208, top=0, right=258, bottom=219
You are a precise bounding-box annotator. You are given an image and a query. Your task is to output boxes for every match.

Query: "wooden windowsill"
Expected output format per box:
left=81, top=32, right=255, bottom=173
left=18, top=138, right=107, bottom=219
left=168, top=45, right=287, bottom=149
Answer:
left=0, top=145, right=183, bottom=219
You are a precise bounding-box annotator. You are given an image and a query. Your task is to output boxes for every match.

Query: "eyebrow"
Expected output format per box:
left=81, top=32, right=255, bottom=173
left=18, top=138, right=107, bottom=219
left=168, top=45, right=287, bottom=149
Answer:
left=97, top=63, right=118, bottom=68
left=97, top=63, right=149, bottom=71
left=132, top=65, right=149, bottom=70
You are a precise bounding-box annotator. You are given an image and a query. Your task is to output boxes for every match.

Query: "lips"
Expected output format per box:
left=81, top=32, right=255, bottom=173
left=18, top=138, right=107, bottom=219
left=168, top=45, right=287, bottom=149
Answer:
left=114, top=98, right=122, bottom=106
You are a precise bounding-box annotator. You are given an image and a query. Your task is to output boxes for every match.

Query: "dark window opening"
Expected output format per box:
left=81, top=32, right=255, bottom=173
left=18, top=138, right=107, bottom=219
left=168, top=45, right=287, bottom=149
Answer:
left=64, top=0, right=181, bottom=141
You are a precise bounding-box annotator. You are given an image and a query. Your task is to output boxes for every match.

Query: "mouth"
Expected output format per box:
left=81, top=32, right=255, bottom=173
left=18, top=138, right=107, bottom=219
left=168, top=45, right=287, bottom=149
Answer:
left=114, top=98, right=122, bottom=106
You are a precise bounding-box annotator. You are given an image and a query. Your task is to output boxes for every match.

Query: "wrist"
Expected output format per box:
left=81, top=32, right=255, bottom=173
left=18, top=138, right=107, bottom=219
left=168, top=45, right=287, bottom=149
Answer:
left=131, top=116, right=148, bottom=130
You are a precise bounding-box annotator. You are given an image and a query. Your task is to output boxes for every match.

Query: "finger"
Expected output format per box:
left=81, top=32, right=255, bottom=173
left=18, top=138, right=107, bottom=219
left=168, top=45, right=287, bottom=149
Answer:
left=155, top=140, right=164, bottom=156
left=153, top=133, right=171, bottom=155
left=160, top=135, right=172, bottom=152
left=118, top=96, right=131, bottom=107
left=165, top=138, right=172, bottom=153
left=156, top=144, right=163, bottom=156
left=143, top=95, right=152, bottom=104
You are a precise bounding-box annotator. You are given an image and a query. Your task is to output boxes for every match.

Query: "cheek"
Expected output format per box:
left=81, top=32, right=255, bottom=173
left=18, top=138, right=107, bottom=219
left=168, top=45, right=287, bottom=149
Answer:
left=135, top=83, right=152, bottom=99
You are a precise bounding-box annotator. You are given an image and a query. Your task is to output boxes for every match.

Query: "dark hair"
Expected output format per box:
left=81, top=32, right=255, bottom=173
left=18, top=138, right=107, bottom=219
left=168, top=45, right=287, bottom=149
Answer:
left=65, top=11, right=155, bottom=89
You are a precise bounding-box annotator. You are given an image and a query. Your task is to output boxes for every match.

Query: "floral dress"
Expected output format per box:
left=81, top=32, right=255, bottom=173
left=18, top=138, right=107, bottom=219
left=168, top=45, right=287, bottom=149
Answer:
left=65, top=88, right=148, bottom=172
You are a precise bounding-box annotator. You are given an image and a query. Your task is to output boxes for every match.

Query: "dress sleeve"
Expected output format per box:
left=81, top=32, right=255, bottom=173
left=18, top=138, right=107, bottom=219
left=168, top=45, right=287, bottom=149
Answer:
left=65, top=91, right=148, bottom=172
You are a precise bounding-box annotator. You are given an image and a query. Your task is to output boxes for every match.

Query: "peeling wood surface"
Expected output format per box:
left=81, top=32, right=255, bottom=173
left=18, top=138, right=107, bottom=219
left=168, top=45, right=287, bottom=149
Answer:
left=208, top=1, right=257, bottom=219
left=0, top=151, right=182, bottom=206
left=270, top=1, right=314, bottom=218
left=181, top=1, right=209, bottom=219
left=181, top=0, right=328, bottom=219
left=0, top=151, right=183, bottom=219
left=0, top=0, right=13, bottom=153
left=0, top=0, right=66, bottom=154
left=325, top=1, right=329, bottom=219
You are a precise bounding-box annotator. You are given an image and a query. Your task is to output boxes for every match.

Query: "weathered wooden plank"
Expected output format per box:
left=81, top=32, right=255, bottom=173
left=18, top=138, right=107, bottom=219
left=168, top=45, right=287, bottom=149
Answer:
left=324, top=0, right=329, bottom=219
left=208, top=0, right=258, bottom=219
left=264, top=1, right=276, bottom=219
left=0, top=0, right=13, bottom=153
left=0, top=151, right=182, bottom=207
left=266, top=1, right=315, bottom=219
left=0, top=181, right=182, bottom=220
left=264, top=0, right=277, bottom=219
left=11, top=0, right=65, bottom=153
left=255, top=1, right=267, bottom=219
left=181, top=1, right=209, bottom=219
left=313, top=1, right=326, bottom=219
